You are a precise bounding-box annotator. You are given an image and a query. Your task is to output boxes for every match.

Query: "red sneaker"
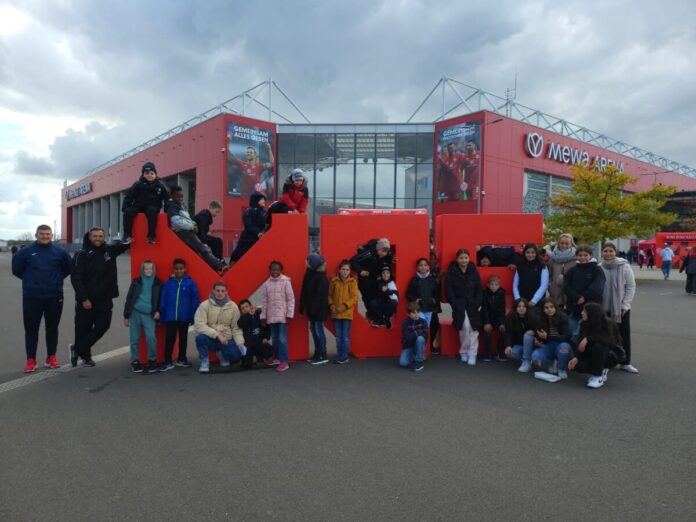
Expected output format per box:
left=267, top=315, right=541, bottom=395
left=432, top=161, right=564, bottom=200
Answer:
left=44, top=355, right=60, bottom=369
left=275, top=362, right=290, bottom=372
left=24, top=358, right=37, bottom=373
left=264, top=358, right=281, bottom=367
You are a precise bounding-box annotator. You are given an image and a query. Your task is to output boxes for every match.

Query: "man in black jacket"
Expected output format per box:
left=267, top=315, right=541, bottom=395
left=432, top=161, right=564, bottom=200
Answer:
left=69, top=227, right=130, bottom=367
left=194, top=200, right=223, bottom=259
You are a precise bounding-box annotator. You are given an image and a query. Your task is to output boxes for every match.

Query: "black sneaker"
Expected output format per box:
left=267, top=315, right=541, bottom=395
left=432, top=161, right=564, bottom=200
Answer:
left=495, top=354, right=508, bottom=362
left=131, top=361, right=143, bottom=373
left=175, top=358, right=192, bottom=368
left=146, top=360, right=159, bottom=373
left=309, top=355, right=329, bottom=366
left=483, top=355, right=493, bottom=362
left=82, top=358, right=96, bottom=367
left=411, top=361, right=424, bottom=372
left=332, top=357, right=349, bottom=365
left=147, top=237, right=156, bottom=244
left=69, top=344, right=78, bottom=368
left=384, top=318, right=392, bottom=330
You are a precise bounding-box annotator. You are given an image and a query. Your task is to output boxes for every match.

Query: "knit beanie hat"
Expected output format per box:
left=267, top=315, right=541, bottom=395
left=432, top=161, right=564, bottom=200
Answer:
left=142, top=162, right=157, bottom=175
left=307, top=253, right=326, bottom=270
left=291, top=168, right=305, bottom=181
left=376, top=238, right=390, bottom=251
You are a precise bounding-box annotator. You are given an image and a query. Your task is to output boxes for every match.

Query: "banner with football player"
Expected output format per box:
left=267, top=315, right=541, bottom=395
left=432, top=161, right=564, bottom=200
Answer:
left=436, top=121, right=481, bottom=203
left=227, top=123, right=276, bottom=198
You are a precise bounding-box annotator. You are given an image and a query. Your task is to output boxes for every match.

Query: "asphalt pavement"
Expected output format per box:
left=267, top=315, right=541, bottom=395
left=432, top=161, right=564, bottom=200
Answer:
left=1, top=252, right=695, bottom=521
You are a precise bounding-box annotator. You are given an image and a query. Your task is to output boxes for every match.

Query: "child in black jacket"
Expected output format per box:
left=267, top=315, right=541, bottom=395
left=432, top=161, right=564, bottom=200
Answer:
left=367, top=265, right=399, bottom=329
left=482, top=275, right=507, bottom=362
left=300, top=253, right=330, bottom=365
left=406, top=257, right=440, bottom=327
left=124, top=260, right=163, bottom=373
left=238, top=300, right=272, bottom=368
left=399, top=302, right=429, bottom=372
left=122, top=162, right=169, bottom=244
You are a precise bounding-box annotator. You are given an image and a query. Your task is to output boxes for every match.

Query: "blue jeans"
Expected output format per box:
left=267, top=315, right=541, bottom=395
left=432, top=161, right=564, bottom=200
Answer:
left=662, top=260, right=672, bottom=278
left=309, top=320, right=327, bottom=357
left=129, top=310, right=157, bottom=362
left=419, top=311, right=433, bottom=326
left=569, top=317, right=581, bottom=345
left=400, top=336, right=426, bottom=366
left=270, top=323, right=289, bottom=363
left=195, top=334, right=243, bottom=362
left=531, top=340, right=573, bottom=370
left=333, top=319, right=351, bottom=359
left=508, top=333, right=535, bottom=362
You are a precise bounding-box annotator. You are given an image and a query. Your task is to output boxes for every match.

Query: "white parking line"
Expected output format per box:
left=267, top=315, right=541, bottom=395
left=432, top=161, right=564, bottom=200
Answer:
left=0, top=346, right=130, bottom=395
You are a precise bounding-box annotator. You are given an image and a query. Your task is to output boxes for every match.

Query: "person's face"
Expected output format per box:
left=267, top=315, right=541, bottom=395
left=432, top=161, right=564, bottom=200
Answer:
left=210, top=207, right=221, bottom=217
left=480, top=257, right=491, bottom=267
left=258, top=197, right=266, bottom=208
left=602, top=246, right=617, bottom=261
left=377, top=248, right=389, bottom=258
left=576, top=251, right=591, bottom=264
left=543, top=301, right=556, bottom=317
left=339, top=265, right=351, bottom=279
left=35, top=228, right=52, bottom=245
left=417, top=260, right=430, bottom=275
left=246, top=148, right=257, bottom=161
left=173, top=263, right=186, bottom=279
left=270, top=264, right=281, bottom=278
left=381, top=270, right=391, bottom=282
left=457, top=252, right=470, bottom=268
left=516, top=301, right=527, bottom=316
left=213, top=285, right=228, bottom=300
left=446, top=144, right=454, bottom=155
left=580, top=308, right=588, bottom=321
left=408, top=310, right=420, bottom=320
left=240, top=302, right=252, bottom=315
left=143, top=171, right=157, bottom=182
left=89, top=230, right=105, bottom=247
left=558, top=237, right=572, bottom=250
left=172, top=191, right=184, bottom=205
left=143, top=263, right=154, bottom=277
left=466, top=142, right=476, bottom=154
left=293, top=179, right=304, bottom=188
left=524, top=248, right=537, bottom=261
left=488, top=280, right=500, bottom=292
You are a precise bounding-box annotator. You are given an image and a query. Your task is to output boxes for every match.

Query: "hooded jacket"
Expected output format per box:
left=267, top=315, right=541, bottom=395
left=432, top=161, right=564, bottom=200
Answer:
left=122, top=175, right=169, bottom=210
left=406, top=272, right=440, bottom=313
left=481, top=287, right=506, bottom=326
left=349, top=239, right=394, bottom=278
left=193, top=209, right=214, bottom=240
left=444, top=260, right=482, bottom=330
left=328, top=275, right=359, bottom=320
left=12, top=241, right=71, bottom=299
left=278, top=175, right=309, bottom=213
left=124, top=262, right=163, bottom=318
left=159, top=273, right=200, bottom=323
left=165, top=198, right=196, bottom=232
left=563, top=261, right=606, bottom=318
left=261, top=274, right=295, bottom=324
left=240, top=192, right=268, bottom=241
left=71, top=240, right=130, bottom=303
left=401, top=316, right=429, bottom=348
left=300, top=267, right=329, bottom=322
left=193, top=297, right=245, bottom=346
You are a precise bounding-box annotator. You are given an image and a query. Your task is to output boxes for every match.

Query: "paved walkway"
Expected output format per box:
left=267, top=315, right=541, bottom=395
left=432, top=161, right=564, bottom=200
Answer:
left=631, top=263, right=686, bottom=281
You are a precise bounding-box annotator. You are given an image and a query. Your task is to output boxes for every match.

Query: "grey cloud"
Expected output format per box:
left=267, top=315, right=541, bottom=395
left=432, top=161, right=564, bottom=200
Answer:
left=14, top=151, right=54, bottom=176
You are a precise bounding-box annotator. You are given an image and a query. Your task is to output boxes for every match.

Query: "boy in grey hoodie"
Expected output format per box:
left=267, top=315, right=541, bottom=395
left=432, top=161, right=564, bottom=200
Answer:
left=124, top=260, right=163, bottom=373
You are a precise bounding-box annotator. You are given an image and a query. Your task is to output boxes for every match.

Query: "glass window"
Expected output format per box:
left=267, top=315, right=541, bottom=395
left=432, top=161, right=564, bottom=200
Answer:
left=355, top=198, right=375, bottom=209
left=375, top=198, right=394, bottom=210
left=551, top=177, right=572, bottom=197
left=335, top=163, right=354, bottom=202
left=315, top=164, right=334, bottom=198
left=417, top=133, right=435, bottom=162
left=523, top=171, right=550, bottom=216
left=355, top=133, right=376, bottom=163
left=396, top=133, right=417, bottom=163
left=277, top=134, right=295, bottom=164
left=394, top=198, right=416, bottom=209
left=335, top=133, right=355, bottom=164
left=355, top=162, right=374, bottom=198
left=375, top=163, right=395, bottom=199
left=415, top=198, right=433, bottom=216
left=316, top=134, right=335, bottom=165
left=294, top=134, right=315, bottom=167
left=376, top=133, right=396, bottom=163
left=416, top=162, right=433, bottom=199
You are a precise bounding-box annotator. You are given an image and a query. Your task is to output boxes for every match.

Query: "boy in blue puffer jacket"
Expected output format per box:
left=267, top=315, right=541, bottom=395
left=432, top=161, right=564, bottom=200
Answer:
left=159, top=258, right=200, bottom=370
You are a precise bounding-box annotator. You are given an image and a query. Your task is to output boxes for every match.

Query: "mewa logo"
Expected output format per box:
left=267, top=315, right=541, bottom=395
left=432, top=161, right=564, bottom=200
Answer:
left=525, top=132, right=544, bottom=158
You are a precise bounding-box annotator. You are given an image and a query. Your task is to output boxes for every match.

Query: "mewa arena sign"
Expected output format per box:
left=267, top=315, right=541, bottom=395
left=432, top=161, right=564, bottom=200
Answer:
left=525, top=132, right=625, bottom=172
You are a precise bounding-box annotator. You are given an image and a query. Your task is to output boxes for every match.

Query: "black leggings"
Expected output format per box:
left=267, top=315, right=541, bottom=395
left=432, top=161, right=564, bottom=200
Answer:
left=165, top=321, right=189, bottom=362
left=74, top=301, right=113, bottom=360
left=574, top=341, right=613, bottom=377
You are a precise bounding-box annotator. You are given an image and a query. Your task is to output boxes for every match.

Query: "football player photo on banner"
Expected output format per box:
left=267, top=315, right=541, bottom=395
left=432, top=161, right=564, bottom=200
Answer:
left=436, top=121, right=481, bottom=203
left=227, top=123, right=276, bottom=198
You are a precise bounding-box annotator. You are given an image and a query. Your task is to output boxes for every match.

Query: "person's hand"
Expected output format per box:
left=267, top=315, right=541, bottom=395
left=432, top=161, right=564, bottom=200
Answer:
left=499, top=325, right=506, bottom=333
left=534, top=339, right=542, bottom=347
left=217, top=334, right=229, bottom=345
left=483, top=324, right=493, bottom=333
left=82, top=299, right=92, bottom=310
left=567, top=357, right=578, bottom=371
left=537, top=329, right=547, bottom=340
left=124, top=318, right=129, bottom=327
left=578, top=338, right=587, bottom=352
left=416, top=298, right=421, bottom=303
left=260, top=319, right=267, bottom=327
left=577, top=296, right=585, bottom=305
left=330, top=305, right=337, bottom=314
left=504, top=346, right=512, bottom=357
left=508, top=264, right=517, bottom=271
left=153, top=312, right=160, bottom=320
left=529, top=300, right=536, bottom=307
left=258, top=232, right=264, bottom=238
left=621, top=308, right=628, bottom=317
left=360, top=271, right=369, bottom=277
left=291, top=209, right=299, bottom=214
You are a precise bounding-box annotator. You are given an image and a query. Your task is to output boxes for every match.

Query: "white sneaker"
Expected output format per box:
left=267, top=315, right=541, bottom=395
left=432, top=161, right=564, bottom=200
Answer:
left=467, top=356, right=477, bottom=366
left=199, top=358, right=210, bottom=373
left=557, top=369, right=568, bottom=380
left=602, top=368, right=609, bottom=382
left=218, top=353, right=231, bottom=368
left=460, top=354, right=468, bottom=363
left=587, top=375, right=604, bottom=389
left=518, top=361, right=532, bottom=373
left=622, top=364, right=639, bottom=374
left=548, top=360, right=558, bottom=374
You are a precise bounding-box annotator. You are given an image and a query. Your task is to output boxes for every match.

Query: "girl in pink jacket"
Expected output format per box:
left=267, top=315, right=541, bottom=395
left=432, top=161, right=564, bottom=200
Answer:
left=261, top=260, right=295, bottom=372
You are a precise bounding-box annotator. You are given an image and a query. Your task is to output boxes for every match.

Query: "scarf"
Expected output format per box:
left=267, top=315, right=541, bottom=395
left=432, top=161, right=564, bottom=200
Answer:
left=416, top=270, right=431, bottom=279
left=549, top=246, right=576, bottom=262
left=601, top=257, right=627, bottom=322
left=209, top=292, right=230, bottom=307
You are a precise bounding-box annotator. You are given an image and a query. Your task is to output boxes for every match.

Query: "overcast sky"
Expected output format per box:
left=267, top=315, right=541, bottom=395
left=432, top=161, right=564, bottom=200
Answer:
left=1, top=0, right=695, bottom=240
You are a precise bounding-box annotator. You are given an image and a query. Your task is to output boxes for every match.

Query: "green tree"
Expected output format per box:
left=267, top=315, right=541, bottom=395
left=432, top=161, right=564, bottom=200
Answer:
left=544, top=164, right=677, bottom=244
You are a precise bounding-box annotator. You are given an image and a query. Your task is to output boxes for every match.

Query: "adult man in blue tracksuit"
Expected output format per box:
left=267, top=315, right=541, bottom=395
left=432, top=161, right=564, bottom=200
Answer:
left=12, top=225, right=71, bottom=373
